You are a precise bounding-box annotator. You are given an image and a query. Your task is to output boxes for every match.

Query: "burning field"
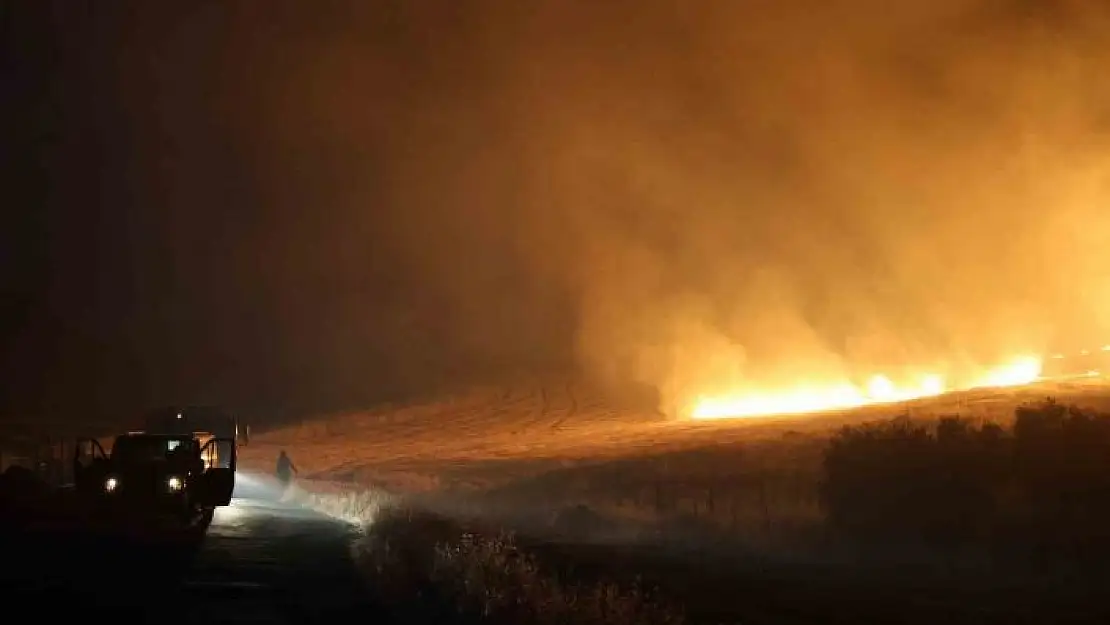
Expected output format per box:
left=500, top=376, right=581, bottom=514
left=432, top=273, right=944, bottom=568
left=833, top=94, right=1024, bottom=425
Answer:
left=247, top=348, right=1110, bottom=623
left=242, top=352, right=1110, bottom=498
left=687, top=353, right=1042, bottom=420
left=686, top=343, right=1110, bottom=420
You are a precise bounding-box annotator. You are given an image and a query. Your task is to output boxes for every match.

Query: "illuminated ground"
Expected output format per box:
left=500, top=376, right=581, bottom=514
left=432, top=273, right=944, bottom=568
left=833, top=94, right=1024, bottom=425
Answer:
left=173, top=472, right=375, bottom=623
left=229, top=379, right=1110, bottom=624
left=242, top=376, right=1110, bottom=496
left=3, top=471, right=377, bottom=624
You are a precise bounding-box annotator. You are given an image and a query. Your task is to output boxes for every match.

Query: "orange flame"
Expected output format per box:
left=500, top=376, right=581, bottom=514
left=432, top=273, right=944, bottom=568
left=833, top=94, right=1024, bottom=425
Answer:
left=689, top=355, right=1042, bottom=420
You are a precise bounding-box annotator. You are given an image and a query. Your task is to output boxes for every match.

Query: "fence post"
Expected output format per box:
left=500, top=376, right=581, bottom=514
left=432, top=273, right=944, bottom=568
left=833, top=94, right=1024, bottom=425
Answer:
left=759, top=470, right=771, bottom=536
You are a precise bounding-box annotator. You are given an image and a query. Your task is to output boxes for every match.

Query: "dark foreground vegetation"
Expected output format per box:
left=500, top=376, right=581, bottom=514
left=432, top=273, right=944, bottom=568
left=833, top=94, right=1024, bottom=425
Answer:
left=824, top=399, right=1110, bottom=561
left=7, top=399, right=1110, bottom=624
left=353, top=500, right=1109, bottom=625
left=347, top=399, right=1110, bottom=624
left=354, top=506, right=686, bottom=625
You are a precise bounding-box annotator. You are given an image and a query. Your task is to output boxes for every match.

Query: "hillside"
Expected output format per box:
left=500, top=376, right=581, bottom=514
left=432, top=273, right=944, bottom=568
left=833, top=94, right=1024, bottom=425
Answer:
left=243, top=376, right=1110, bottom=496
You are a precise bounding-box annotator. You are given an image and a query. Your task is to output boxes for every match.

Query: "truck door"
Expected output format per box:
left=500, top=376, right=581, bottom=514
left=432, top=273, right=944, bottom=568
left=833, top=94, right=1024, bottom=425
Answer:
left=199, top=437, right=236, bottom=506
left=73, top=438, right=108, bottom=492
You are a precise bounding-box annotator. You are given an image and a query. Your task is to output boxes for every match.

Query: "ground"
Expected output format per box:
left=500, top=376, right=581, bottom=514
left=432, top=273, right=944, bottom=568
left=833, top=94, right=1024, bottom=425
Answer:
left=7, top=378, right=1106, bottom=624
left=242, top=376, right=1110, bottom=525
left=238, top=376, right=1110, bottom=624
left=1, top=472, right=379, bottom=624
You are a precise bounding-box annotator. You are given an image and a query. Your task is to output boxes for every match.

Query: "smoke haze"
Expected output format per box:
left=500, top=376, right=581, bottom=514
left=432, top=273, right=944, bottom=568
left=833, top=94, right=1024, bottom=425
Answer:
left=6, top=1, right=1110, bottom=419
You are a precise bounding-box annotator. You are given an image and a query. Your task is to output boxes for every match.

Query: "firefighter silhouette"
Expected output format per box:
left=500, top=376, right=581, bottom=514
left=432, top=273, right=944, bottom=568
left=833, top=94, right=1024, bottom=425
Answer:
left=275, top=449, right=298, bottom=487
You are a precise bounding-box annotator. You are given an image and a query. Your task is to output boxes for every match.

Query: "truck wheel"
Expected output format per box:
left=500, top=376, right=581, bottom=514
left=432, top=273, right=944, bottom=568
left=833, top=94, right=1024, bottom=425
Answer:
left=176, top=495, right=195, bottom=524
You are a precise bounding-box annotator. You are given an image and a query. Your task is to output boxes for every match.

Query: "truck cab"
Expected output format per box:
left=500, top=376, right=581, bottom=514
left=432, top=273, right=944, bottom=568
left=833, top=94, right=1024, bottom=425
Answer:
left=74, top=431, right=237, bottom=520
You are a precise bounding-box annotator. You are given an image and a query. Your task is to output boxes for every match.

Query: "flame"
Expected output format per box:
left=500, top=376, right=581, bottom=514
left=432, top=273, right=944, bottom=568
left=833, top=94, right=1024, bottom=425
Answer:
left=969, top=355, right=1042, bottom=388
left=689, top=355, right=1042, bottom=420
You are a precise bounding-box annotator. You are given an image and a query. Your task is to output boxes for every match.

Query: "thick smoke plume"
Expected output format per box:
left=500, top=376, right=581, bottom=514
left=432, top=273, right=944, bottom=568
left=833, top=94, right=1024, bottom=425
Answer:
left=230, top=1, right=1110, bottom=412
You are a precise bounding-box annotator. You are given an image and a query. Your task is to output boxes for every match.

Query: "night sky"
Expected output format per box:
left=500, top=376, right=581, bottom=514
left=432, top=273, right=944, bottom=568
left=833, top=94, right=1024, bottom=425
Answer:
left=4, top=2, right=1110, bottom=425
left=3, top=2, right=574, bottom=423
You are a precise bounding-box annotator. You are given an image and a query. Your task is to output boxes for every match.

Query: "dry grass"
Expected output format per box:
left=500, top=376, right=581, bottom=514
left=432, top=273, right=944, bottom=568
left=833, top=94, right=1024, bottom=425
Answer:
left=274, top=476, right=395, bottom=522
left=243, top=378, right=1110, bottom=478
left=424, top=526, right=684, bottom=625
left=297, top=485, right=686, bottom=625
left=295, top=470, right=1110, bottom=625
left=246, top=377, right=1110, bottom=558
left=282, top=388, right=1110, bottom=624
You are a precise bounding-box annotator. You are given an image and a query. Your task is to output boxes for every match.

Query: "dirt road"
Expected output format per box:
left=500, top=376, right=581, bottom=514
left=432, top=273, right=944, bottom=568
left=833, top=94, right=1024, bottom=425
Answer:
left=1, top=472, right=383, bottom=624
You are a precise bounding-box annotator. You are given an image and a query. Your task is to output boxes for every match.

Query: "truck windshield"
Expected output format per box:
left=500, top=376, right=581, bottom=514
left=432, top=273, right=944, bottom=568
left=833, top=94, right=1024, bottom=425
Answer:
left=111, top=437, right=192, bottom=464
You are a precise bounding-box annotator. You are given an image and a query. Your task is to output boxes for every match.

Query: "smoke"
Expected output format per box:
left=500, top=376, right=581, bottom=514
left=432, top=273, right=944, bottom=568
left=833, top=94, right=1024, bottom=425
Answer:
left=503, top=1, right=1110, bottom=412
left=237, top=1, right=1110, bottom=412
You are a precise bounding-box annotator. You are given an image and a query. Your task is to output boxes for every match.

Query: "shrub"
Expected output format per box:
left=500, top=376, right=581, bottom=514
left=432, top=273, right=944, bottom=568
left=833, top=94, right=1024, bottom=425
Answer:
left=1010, top=400, right=1110, bottom=545
left=354, top=506, right=685, bottom=625
left=821, top=400, right=1110, bottom=555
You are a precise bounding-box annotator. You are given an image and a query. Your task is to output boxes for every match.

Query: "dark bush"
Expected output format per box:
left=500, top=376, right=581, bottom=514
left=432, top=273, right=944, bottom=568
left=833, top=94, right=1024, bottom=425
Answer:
left=1010, top=400, right=1110, bottom=547
left=821, top=399, right=1110, bottom=556
left=821, top=415, right=996, bottom=544
left=354, top=506, right=685, bottom=625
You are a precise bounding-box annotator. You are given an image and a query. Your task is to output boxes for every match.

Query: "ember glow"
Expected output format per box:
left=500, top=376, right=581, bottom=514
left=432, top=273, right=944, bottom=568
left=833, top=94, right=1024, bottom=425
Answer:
left=689, top=355, right=1043, bottom=420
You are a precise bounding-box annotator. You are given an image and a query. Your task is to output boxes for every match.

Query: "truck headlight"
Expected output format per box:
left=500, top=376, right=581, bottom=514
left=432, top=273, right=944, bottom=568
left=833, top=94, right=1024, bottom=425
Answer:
left=167, top=476, right=183, bottom=491
left=104, top=477, right=118, bottom=492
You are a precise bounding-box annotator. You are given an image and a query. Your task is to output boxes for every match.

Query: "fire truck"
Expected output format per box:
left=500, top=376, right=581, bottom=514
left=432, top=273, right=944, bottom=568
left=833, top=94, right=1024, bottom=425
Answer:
left=73, top=432, right=225, bottom=521
left=72, top=406, right=248, bottom=519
